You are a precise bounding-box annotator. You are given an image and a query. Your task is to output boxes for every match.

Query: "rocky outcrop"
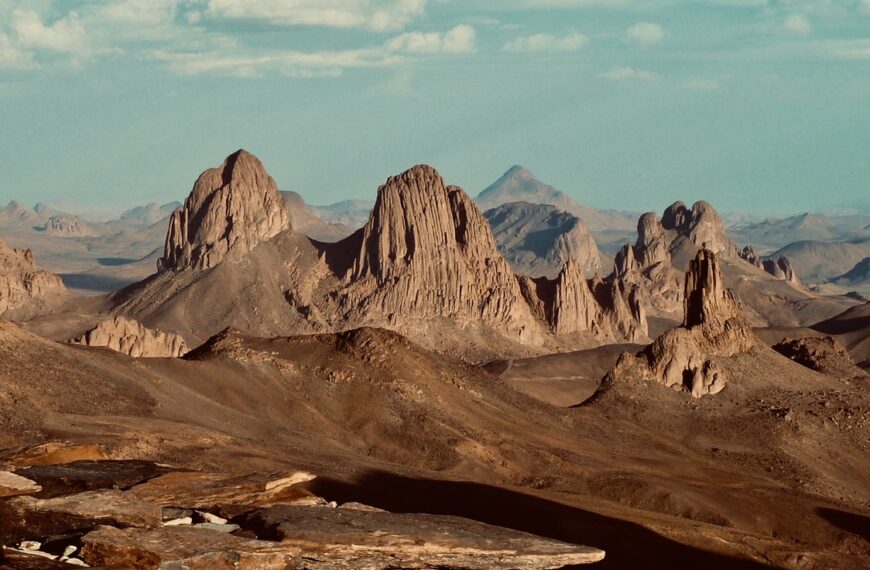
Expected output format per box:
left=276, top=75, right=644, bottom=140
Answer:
left=37, top=215, right=101, bottom=237
left=342, top=166, right=544, bottom=345
left=662, top=201, right=738, bottom=260
left=0, top=238, right=67, bottom=319
left=546, top=259, right=647, bottom=341
left=71, top=316, right=189, bottom=358
left=484, top=202, right=607, bottom=279
left=158, top=150, right=290, bottom=272
left=601, top=249, right=755, bottom=398
left=762, top=256, right=801, bottom=287
left=740, top=246, right=802, bottom=287
left=0, top=201, right=41, bottom=229
left=773, top=336, right=867, bottom=379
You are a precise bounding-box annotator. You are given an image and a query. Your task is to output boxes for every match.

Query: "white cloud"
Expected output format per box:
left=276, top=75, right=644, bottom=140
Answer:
left=502, top=32, right=589, bottom=53
left=386, top=25, right=476, bottom=54
left=10, top=9, right=89, bottom=55
left=600, top=66, right=656, bottom=80
left=204, top=0, right=427, bottom=32
left=626, top=22, right=664, bottom=45
left=0, top=32, right=34, bottom=69
left=784, top=14, right=811, bottom=35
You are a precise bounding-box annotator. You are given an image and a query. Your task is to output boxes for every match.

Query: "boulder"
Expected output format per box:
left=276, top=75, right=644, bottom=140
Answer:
left=0, top=472, right=41, bottom=498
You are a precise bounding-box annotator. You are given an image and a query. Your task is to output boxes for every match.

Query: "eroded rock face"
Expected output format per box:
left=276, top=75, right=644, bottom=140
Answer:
left=547, top=259, right=647, bottom=342
left=763, top=256, right=801, bottom=287
left=773, top=337, right=867, bottom=379
left=72, top=316, right=189, bottom=358
left=0, top=238, right=67, bottom=319
left=342, top=166, right=545, bottom=345
left=601, top=249, right=756, bottom=398
left=158, top=150, right=290, bottom=272
left=662, top=201, right=738, bottom=259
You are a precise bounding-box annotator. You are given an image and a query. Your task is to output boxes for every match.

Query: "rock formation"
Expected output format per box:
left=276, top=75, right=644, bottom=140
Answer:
left=158, top=150, right=290, bottom=272
left=773, top=336, right=867, bottom=379
left=484, top=201, right=607, bottom=279
left=0, top=201, right=41, bottom=229
left=37, top=214, right=102, bottom=237
left=740, top=246, right=802, bottom=287
left=120, top=157, right=648, bottom=358
left=342, top=166, right=545, bottom=345
left=0, top=237, right=67, bottom=319
left=662, top=201, right=739, bottom=260
left=72, top=316, right=189, bottom=358
left=601, top=249, right=755, bottom=398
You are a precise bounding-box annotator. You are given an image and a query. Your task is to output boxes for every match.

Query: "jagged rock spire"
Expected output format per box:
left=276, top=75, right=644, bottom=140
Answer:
left=158, top=150, right=290, bottom=272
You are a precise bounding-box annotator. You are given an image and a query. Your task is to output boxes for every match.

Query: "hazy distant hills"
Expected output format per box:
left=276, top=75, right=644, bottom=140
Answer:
left=475, top=166, right=638, bottom=254
left=727, top=212, right=870, bottom=253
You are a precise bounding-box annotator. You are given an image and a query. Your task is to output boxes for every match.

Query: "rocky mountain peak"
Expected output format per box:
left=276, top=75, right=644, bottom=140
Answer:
left=0, top=237, right=68, bottom=319
left=72, top=316, right=189, bottom=358
left=683, top=248, right=742, bottom=328
left=157, top=150, right=290, bottom=272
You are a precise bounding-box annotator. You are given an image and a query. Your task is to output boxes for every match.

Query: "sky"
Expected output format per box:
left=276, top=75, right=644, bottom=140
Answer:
left=0, top=0, right=868, bottom=218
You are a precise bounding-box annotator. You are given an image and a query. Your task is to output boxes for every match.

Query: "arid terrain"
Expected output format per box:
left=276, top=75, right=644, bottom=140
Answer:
left=1, top=150, right=868, bottom=569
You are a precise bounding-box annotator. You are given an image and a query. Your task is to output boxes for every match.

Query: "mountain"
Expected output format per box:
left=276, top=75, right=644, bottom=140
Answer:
left=109, top=153, right=646, bottom=358
left=484, top=202, right=610, bottom=279
left=36, top=214, right=104, bottom=238
left=0, top=201, right=42, bottom=229
left=117, top=202, right=181, bottom=228
left=769, top=239, right=870, bottom=283
left=475, top=166, right=638, bottom=246
left=0, top=236, right=68, bottom=319
left=728, top=212, right=870, bottom=252
left=831, top=257, right=870, bottom=295
left=280, top=190, right=355, bottom=242
left=611, top=201, right=858, bottom=327
left=158, top=150, right=290, bottom=272
left=309, top=199, right=373, bottom=230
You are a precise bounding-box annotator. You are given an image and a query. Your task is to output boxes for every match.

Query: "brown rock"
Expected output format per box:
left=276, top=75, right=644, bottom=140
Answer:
left=601, top=249, right=756, bottom=398
left=158, top=150, right=290, bottom=272
left=773, top=336, right=867, bottom=379
left=0, top=442, right=108, bottom=469
left=129, top=471, right=321, bottom=517
left=0, top=237, right=67, bottom=319
left=236, top=504, right=605, bottom=568
left=1, top=490, right=161, bottom=544
left=342, top=165, right=544, bottom=346
left=37, top=214, right=102, bottom=237
left=762, top=256, right=802, bottom=287
left=71, top=316, right=189, bottom=358
left=484, top=202, right=606, bottom=279
left=0, top=471, right=41, bottom=498
left=14, top=460, right=176, bottom=499
left=81, top=525, right=299, bottom=570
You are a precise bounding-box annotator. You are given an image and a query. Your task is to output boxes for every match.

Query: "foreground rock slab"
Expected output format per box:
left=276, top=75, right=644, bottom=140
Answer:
left=1, top=489, right=161, bottom=544
left=0, top=471, right=41, bottom=498
left=81, top=525, right=299, bottom=569
left=14, top=460, right=176, bottom=498
left=237, top=504, right=606, bottom=568
left=129, top=471, right=321, bottom=517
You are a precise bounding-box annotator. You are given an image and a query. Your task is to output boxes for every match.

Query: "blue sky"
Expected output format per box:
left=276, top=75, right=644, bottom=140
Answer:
left=0, top=0, right=868, bottom=217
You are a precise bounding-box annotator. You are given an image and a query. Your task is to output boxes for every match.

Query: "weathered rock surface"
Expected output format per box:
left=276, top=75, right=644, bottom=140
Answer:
left=662, top=200, right=739, bottom=260
left=484, top=201, right=607, bottom=279
left=71, top=316, right=189, bottom=358
left=129, top=471, right=321, bottom=517
left=158, top=150, right=290, bottom=272
left=0, top=471, right=41, bottom=498
left=600, top=249, right=756, bottom=398
left=762, top=256, right=801, bottom=287
left=342, top=165, right=545, bottom=346
left=236, top=504, right=605, bottom=569
left=81, top=525, right=299, bottom=569
left=14, top=460, right=176, bottom=499
left=773, top=336, right=867, bottom=379
left=0, top=237, right=68, bottom=319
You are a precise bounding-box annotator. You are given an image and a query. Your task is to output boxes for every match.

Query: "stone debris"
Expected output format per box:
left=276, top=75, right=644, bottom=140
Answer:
left=0, top=471, right=41, bottom=498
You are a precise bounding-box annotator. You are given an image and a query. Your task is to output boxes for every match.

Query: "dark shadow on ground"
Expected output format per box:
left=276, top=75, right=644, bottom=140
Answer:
left=59, top=274, right=138, bottom=293
left=310, top=471, right=773, bottom=570
left=816, top=507, right=870, bottom=542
